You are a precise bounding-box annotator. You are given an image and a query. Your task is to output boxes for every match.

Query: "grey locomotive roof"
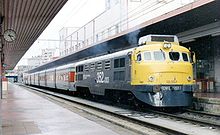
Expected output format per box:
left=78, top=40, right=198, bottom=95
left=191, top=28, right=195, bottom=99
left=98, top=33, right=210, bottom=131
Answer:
left=75, top=48, right=134, bottom=66
left=27, top=48, right=134, bottom=74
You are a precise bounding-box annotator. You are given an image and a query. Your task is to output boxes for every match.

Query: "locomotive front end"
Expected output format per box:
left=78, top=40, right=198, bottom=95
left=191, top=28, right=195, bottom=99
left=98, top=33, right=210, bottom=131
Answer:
left=131, top=35, right=196, bottom=107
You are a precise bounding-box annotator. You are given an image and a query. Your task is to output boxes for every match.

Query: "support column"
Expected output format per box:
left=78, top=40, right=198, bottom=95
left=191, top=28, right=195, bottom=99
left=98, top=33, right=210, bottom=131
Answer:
left=213, top=36, right=220, bottom=93
left=0, top=55, right=2, bottom=99
left=0, top=15, right=3, bottom=99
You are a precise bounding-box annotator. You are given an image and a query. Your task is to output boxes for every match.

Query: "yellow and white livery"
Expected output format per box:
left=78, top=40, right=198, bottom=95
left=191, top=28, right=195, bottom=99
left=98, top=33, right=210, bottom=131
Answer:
left=130, top=35, right=195, bottom=106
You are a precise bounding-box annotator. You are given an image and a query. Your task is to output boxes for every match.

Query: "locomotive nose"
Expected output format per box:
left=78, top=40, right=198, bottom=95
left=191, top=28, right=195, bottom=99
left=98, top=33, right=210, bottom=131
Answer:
left=156, top=62, right=193, bottom=84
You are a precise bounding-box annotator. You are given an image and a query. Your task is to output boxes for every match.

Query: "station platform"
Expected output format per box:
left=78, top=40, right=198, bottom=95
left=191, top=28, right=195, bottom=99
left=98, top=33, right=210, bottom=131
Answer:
left=0, top=83, right=120, bottom=135
left=193, top=92, right=220, bottom=114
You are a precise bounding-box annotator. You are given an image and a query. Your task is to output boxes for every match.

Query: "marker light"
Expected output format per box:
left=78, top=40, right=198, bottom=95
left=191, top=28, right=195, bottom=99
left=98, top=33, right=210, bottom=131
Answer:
left=148, top=76, right=155, bottom=82
left=163, top=42, right=172, bottom=49
left=187, top=76, right=192, bottom=81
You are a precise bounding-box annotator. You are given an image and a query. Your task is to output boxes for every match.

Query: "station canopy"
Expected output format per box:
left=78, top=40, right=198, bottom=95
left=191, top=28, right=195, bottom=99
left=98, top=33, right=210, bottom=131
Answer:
left=0, top=0, right=68, bottom=69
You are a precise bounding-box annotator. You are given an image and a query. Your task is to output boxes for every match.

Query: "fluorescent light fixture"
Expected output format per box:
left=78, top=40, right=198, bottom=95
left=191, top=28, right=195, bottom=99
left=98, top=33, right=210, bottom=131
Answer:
left=212, top=32, right=220, bottom=37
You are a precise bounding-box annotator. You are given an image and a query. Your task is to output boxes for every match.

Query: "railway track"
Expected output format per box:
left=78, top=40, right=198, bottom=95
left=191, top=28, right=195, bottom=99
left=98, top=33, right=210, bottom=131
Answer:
left=20, top=84, right=220, bottom=135
left=184, top=108, right=220, bottom=118
left=146, top=109, right=220, bottom=129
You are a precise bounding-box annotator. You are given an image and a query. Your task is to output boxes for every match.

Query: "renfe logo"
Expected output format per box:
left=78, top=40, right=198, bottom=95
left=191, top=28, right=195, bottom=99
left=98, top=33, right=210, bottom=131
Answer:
left=96, top=72, right=109, bottom=83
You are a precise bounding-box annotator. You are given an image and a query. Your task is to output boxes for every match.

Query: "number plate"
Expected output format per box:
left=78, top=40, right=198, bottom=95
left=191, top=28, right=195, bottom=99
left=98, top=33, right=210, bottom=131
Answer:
left=161, top=86, right=182, bottom=91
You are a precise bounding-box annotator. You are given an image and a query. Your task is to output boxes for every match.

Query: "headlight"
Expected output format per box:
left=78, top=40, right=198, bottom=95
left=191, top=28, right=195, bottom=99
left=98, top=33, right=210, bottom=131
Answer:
left=187, top=76, right=192, bottom=81
left=148, top=76, right=155, bottom=82
left=163, top=43, right=172, bottom=49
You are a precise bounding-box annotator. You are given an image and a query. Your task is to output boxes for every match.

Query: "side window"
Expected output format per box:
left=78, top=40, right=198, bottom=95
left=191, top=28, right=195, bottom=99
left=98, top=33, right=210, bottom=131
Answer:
left=137, top=53, right=142, bottom=61
left=76, top=65, right=84, bottom=72
left=120, top=58, right=125, bottom=67
left=114, top=71, right=125, bottom=81
left=169, top=52, right=180, bottom=61
left=143, top=52, right=151, bottom=61
left=77, top=74, right=83, bottom=81
left=114, top=59, right=119, bottom=68
left=114, top=58, right=125, bottom=68
left=182, top=53, right=189, bottom=62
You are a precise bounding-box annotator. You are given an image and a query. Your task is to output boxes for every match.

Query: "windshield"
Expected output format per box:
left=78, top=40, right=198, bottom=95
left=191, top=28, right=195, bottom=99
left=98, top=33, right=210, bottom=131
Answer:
left=154, top=51, right=165, bottom=61
left=169, top=52, right=180, bottom=61
left=168, top=52, right=190, bottom=62
left=143, top=52, right=151, bottom=61
left=140, top=51, right=190, bottom=62
left=139, top=51, right=165, bottom=61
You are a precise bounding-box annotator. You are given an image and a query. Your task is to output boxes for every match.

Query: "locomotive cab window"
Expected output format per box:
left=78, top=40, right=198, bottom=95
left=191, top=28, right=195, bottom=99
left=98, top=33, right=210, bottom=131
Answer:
left=154, top=51, right=165, bottom=61
left=137, top=53, right=142, bottom=61
left=143, top=52, right=152, bottom=61
left=182, top=53, right=189, bottom=62
left=169, top=52, right=180, bottom=61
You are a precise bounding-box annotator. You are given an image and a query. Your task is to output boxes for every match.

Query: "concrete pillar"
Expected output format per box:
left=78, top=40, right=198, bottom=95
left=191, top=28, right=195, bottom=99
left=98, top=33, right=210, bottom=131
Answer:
left=0, top=15, right=3, bottom=99
left=0, top=55, right=2, bottom=99
left=213, top=36, right=220, bottom=92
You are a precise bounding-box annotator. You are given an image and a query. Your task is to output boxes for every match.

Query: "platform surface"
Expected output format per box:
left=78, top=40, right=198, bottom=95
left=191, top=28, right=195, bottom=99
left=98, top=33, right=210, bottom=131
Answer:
left=193, top=92, right=220, bottom=113
left=194, top=92, right=220, bottom=104
left=194, top=92, right=220, bottom=99
left=0, top=83, right=119, bottom=135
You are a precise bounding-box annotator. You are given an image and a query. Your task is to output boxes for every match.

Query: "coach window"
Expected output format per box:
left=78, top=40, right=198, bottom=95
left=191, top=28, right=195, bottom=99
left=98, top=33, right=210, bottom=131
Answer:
left=81, top=65, right=84, bottom=72
left=76, top=65, right=84, bottom=72
left=77, top=74, right=83, bottom=81
left=169, top=52, right=180, bottom=61
left=143, top=52, right=151, bottom=61
left=154, top=51, right=165, bottom=61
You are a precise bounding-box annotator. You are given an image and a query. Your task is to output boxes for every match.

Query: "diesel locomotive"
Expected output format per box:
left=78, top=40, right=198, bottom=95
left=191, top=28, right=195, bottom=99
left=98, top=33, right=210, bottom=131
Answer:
left=24, top=34, right=196, bottom=107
